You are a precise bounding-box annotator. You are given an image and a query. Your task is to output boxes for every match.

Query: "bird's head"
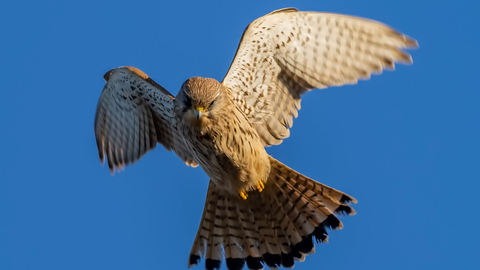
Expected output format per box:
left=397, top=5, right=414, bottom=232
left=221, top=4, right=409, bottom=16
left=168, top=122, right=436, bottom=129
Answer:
left=177, top=77, right=225, bottom=122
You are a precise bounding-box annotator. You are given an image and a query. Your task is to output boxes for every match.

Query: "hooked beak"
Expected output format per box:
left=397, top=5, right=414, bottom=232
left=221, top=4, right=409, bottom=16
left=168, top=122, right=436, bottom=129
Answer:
left=193, top=106, right=204, bottom=120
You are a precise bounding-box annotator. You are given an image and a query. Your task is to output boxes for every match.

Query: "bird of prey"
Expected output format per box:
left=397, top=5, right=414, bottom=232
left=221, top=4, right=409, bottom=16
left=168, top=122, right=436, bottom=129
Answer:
left=94, top=8, right=417, bottom=270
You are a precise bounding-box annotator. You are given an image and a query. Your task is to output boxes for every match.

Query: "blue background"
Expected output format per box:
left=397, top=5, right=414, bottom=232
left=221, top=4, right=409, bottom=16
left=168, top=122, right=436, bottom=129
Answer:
left=1, top=0, right=479, bottom=269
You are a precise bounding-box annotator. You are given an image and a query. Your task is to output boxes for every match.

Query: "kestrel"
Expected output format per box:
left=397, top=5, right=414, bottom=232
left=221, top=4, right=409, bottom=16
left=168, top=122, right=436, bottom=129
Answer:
left=94, top=8, right=417, bottom=270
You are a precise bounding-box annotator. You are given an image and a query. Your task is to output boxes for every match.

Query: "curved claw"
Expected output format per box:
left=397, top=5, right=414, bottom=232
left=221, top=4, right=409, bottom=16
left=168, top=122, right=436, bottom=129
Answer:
left=256, top=181, right=264, bottom=192
left=239, top=190, right=248, bottom=200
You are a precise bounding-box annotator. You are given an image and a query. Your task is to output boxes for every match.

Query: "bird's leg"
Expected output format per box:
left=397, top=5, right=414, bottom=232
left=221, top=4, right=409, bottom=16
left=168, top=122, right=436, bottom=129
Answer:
left=256, top=181, right=264, bottom=192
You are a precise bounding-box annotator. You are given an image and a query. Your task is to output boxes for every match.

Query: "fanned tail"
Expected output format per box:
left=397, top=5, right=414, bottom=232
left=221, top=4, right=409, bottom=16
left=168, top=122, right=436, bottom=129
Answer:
left=188, top=156, right=356, bottom=270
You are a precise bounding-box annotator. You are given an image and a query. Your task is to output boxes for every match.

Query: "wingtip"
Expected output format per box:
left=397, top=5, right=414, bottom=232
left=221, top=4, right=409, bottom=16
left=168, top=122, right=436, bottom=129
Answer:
left=335, top=205, right=357, bottom=216
left=340, top=194, right=358, bottom=204
left=386, top=27, right=418, bottom=49
left=391, top=50, right=414, bottom=66
left=405, top=36, right=419, bottom=49
left=103, top=69, right=116, bottom=82
left=98, top=151, right=105, bottom=165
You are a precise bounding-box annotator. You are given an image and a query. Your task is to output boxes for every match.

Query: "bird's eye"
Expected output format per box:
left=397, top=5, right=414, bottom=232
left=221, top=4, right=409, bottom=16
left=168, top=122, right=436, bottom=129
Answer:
left=209, top=93, right=220, bottom=108
left=208, top=99, right=216, bottom=108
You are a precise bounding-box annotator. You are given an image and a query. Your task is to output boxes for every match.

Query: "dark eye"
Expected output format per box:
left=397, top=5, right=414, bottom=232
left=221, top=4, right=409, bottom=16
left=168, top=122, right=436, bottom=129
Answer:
left=209, top=99, right=216, bottom=108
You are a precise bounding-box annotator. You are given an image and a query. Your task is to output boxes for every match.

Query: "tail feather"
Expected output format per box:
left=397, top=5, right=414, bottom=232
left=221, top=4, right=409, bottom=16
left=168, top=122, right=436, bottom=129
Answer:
left=271, top=178, right=322, bottom=236
left=235, top=203, right=262, bottom=258
left=224, top=197, right=246, bottom=270
left=266, top=192, right=297, bottom=254
left=267, top=182, right=309, bottom=247
left=188, top=182, right=222, bottom=269
left=238, top=206, right=265, bottom=270
left=249, top=198, right=282, bottom=258
left=270, top=157, right=357, bottom=206
left=188, top=157, right=356, bottom=270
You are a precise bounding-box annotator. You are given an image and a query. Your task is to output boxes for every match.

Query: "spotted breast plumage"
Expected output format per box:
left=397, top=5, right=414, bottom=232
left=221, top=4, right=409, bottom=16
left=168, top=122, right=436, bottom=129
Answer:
left=94, top=8, right=417, bottom=270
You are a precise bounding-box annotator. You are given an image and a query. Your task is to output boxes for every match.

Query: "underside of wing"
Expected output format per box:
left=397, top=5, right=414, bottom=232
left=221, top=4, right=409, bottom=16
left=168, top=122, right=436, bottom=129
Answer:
left=94, top=66, right=197, bottom=173
left=222, top=8, right=418, bottom=146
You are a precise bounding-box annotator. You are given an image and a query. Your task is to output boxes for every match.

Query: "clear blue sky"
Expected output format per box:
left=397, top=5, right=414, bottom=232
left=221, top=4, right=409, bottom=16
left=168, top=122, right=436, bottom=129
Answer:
left=1, top=0, right=479, bottom=269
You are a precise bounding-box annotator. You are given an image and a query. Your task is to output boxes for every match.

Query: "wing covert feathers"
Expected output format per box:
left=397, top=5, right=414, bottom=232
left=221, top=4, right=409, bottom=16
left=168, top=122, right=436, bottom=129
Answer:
left=188, top=156, right=356, bottom=270
left=94, top=67, right=197, bottom=173
left=223, top=9, right=418, bottom=146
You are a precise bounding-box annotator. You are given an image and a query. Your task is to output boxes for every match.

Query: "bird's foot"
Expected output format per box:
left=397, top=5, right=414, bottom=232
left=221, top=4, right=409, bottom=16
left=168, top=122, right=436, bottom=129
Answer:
left=238, top=181, right=264, bottom=199
left=239, top=189, right=248, bottom=200
left=256, top=181, right=264, bottom=192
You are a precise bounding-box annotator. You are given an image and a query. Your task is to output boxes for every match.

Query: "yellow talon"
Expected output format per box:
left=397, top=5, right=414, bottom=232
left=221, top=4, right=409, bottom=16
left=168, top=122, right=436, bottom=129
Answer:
left=239, top=190, right=248, bottom=200
left=256, top=181, right=264, bottom=192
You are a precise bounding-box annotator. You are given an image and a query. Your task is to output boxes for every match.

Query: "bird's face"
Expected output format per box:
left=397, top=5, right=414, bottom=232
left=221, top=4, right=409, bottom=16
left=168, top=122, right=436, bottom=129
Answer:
left=177, top=77, right=224, bottom=122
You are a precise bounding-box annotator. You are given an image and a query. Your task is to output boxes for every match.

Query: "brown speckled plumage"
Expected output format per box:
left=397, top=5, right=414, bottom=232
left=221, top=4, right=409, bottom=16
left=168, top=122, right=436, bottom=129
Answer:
left=93, top=7, right=417, bottom=270
left=176, top=77, right=270, bottom=192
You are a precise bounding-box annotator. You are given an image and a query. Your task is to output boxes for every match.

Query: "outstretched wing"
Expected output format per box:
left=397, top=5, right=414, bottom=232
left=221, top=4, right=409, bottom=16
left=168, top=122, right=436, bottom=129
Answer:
left=222, top=8, right=418, bottom=146
left=94, top=66, right=198, bottom=173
